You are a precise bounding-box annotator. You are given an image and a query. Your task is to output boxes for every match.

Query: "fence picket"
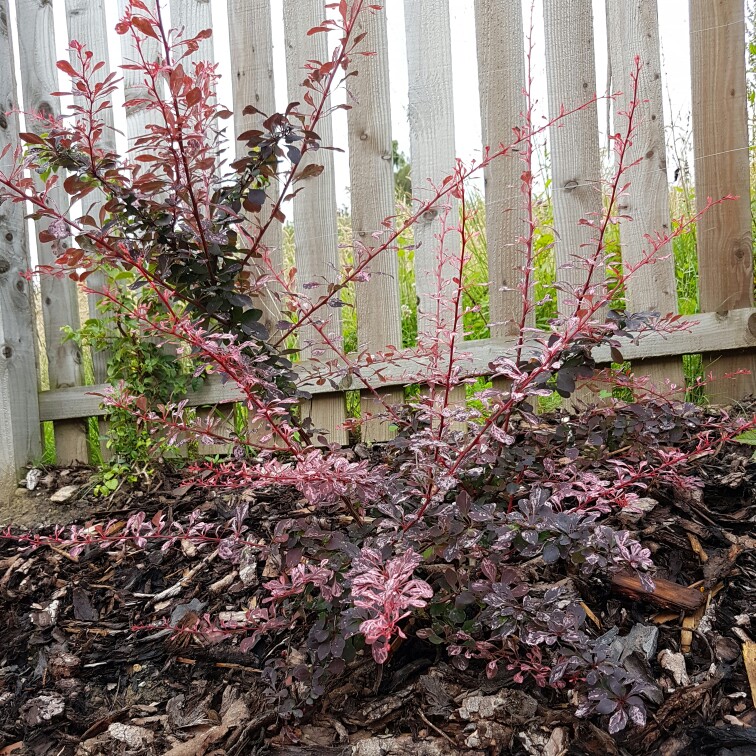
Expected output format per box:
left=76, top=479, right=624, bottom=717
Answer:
left=227, top=0, right=286, bottom=445
left=16, top=0, right=89, bottom=465
left=607, top=0, right=685, bottom=393
left=0, top=0, right=41, bottom=500
left=543, top=0, right=604, bottom=406
left=474, top=0, right=527, bottom=340
left=543, top=0, right=603, bottom=317
left=170, top=0, right=214, bottom=65
left=228, top=0, right=283, bottom=332
left=168, top=0, right=234, bottom=456
left=346, top=3, right=403, bottom=442
left=65, top=0, right=116, bottom=461
left=282, top=0, right=348, bottom=444
left=689, top=0, right=756, bottom=401
left=117, top=0, right=162, bottom=148
left=405, top=0, right=466, bottom=415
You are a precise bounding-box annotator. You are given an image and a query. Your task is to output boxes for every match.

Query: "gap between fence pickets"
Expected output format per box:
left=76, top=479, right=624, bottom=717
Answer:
left=36, top=307, right=756, bottom=422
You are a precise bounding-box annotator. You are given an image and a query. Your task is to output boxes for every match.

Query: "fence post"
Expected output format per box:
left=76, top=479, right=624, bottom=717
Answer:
left=0, top=0, right=42, bottom=502
left=690, top=0, right=756, bottom=401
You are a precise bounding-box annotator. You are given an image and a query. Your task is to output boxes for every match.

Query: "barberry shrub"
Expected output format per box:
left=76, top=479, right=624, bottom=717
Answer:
left=1, top=0, right=753, bottom=735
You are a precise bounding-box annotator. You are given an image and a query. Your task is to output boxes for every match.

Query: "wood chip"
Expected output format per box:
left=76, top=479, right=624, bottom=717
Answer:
left=651, top=611, right=681, bottom=625
left=687, top=533, right=709, bottom=563
left=580, top=602, right=601, bottom=629
left=611, top=573, right=705, bottom=612
left=681, top=591, right=707, bottom=654
left=742, top=642, right=756, bottom=707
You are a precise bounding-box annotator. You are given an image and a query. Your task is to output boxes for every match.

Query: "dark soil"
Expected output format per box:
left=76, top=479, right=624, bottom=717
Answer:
left=1, top=446, right=756, bottom=755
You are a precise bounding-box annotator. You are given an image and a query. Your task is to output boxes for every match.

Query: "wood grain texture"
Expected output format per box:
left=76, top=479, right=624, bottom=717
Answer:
left=404, top=0, right=466, bottom=414
left=544, top=0, right=604, bottom=409
left=474, top=0, right=527, bottom=338
left=543, top=0, right=603, bottom=315
left=16, top=0, right=88, bottom=465
left=282, top=0, right=347, bottom=444
left=39, top=308, right=756, bottom=421
left=64, top=0, right=114, bottom=386
left=404, top=0, right=457, bottom=326
left=689, top=0, right=756, bottom=401
left=346, top=3, right=402, bottom=442
left=611, top=572, right=704, bottom=612
left=65, top=0, right=116, bottom=460
left=227, top=0, right=283, bottom=332
left=117, top=0, right=161, bottom=147
left=227, top=0, right=286, bottom=444
left=607, top=0, right=686, bottom=393
left=0, top=0, right=41, bottom=500
left=168, top=0, right=233, bottom=456
left=170, top=0, right=213, bottom=65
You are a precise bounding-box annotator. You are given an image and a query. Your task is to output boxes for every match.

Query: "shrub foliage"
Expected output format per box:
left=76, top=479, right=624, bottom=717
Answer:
left=1, top=0, right=753, bottom=736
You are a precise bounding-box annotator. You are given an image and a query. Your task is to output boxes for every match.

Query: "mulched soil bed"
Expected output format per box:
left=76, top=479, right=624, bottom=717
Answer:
left=1, top=444, right=756, bottom=755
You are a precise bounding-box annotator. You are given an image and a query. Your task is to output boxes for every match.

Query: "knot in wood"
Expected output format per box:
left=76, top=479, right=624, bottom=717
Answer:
left=563, top=179, right=579, bottom=192
left=422, top=209, right=438, bottom=222
left=2, top=345, right=12, bottom=359
left=38, top=101, right=54, bottom=119
left=0, top=257, right=10, bottom=275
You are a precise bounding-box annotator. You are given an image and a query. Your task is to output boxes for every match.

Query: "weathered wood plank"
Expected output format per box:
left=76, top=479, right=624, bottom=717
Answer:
left=169, top=0, right=213, bottom=65
left=64, top=0, right=114, bottom=386
left=227, top=0, right=286, bottom=444
left=16, top=0, right=88, bottom=464
left=168, top=0, right=234, bottom=456
left=404, top=0, right=466, bottom=416
left=544, top=0, right=603, bottom=316
left=64, top=0, right=116, bottom=460
left=117, top=0, right=161, bottom=148
left=474, top=0, right=527, bottom=339
left=346, top=2, right=402, bottom=442
left=227, top=0, right=283, bottom=331
left=282, top=0, right=348, bottom=444
left=689, top=0, right=756, bottom=401
left=39, top=308, right=756, bottom=421
left=607, top=0, right=686, bottom=393
left=544, top=0, right=604, bottom=408
left=0, top=0, right=42, bottom=500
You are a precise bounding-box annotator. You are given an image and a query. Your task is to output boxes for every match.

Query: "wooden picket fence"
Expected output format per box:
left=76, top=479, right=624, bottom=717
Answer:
left=1, top=0, right=755, bottom=502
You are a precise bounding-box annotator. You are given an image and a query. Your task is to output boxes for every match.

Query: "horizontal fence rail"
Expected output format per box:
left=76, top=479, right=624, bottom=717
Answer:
left=0, top=0, right=754, bottom=501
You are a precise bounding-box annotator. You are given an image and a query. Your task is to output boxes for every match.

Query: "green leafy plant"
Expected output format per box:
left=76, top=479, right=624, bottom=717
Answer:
left=64, top=266, right=200, bottom=490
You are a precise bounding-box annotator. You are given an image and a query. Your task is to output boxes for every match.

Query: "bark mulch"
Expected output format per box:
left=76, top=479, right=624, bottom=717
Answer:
left=1, top=446, right=756, bottom=755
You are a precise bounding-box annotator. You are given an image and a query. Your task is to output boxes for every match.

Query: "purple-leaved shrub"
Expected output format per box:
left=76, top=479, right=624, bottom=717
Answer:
left=1, top=0, right=753, bottom=736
